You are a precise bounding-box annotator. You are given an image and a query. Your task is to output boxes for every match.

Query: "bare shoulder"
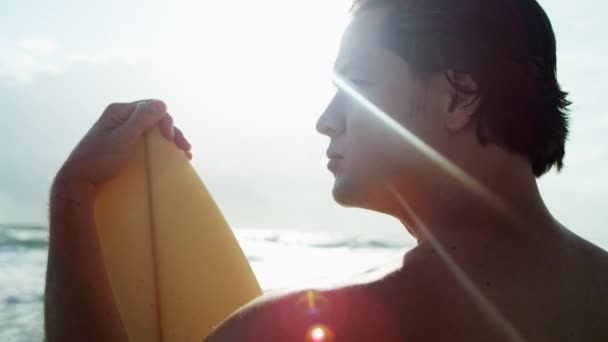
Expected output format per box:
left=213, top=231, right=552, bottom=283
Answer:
left=568, top=232, right=608, bottom=296
left=204, top=247, right=491, bottom=342
left=561, top=229, right=608, bottom=288
left=206, top=236, right=608, bottom=341
left=204, top=290, right=289, bottom=341
left=574, top=232, right=608, bottom=265
left=204, top=280, right=406, bottom=341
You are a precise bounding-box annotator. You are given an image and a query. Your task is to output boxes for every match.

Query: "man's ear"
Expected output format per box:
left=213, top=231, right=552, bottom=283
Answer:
left=444, top=70, right=480, bottom=132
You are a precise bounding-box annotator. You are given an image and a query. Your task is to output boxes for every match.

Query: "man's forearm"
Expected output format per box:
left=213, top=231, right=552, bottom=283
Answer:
left=44, top=173, right=128, bottom=341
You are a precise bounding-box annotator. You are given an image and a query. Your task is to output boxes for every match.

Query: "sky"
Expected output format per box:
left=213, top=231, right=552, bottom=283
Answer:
left=0, top=0, right=606, bottom=245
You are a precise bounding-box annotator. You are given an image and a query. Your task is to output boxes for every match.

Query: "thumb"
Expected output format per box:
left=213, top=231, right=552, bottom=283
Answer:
left=122, top=100, right=167, bottom=137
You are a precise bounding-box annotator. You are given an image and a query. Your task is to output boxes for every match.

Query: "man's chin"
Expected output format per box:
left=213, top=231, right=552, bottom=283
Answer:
left=331, top=177, right=394, bottom=213
left=331, top=179, right=361, bottom=208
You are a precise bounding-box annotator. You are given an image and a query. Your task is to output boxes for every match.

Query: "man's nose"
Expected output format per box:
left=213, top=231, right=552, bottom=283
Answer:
left=316, top=96, right=345, bottom=138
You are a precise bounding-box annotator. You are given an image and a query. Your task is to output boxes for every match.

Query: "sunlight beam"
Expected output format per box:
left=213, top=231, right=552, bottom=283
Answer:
left=332, top=72, right=527, bottom=341
left=388, top=186, right=526, bottom=342
left=332, top=72, right=525, bottom=228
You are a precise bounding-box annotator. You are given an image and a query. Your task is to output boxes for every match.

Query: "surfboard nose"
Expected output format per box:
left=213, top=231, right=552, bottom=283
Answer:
left=95, top=125, right=261, bottom=342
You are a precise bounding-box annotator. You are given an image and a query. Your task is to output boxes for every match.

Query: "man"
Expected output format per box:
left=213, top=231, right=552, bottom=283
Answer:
left=45, top=0, right=608, bottom=341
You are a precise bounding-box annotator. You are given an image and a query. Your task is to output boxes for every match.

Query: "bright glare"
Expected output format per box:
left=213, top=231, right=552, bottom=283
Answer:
left=307, top=324, right=333, bottom=342
left=311, top=327, right=325, bottom=340
left=168, top=1, right=350, bottom=119
left=151, top=0, right=392, bottom=235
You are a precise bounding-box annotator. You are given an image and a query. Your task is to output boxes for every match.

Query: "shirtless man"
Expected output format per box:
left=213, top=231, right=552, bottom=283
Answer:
left=45, top=0, right=608, bottom=341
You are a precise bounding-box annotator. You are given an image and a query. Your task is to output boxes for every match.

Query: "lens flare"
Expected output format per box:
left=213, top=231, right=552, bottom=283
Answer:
left=295, top=290, right=328, bottom=315
left=331, top=72, right=527, bottom=342
left=312, top=327, right=325, bottom=340
left=306, top=324, right=334, bottom=342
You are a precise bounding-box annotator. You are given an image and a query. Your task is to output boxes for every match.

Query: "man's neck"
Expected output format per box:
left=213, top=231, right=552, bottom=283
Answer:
left=390, top=152, right=558, bottom=245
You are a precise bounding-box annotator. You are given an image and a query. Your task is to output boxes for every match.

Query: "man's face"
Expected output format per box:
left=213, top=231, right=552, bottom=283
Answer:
left=317, top=6, right=447, bottom=212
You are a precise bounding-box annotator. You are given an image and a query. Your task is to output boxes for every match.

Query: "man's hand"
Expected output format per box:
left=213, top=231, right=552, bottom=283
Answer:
left=57, top=100, right=191, bottom=191
left=45, top=99, right=191, bottom=342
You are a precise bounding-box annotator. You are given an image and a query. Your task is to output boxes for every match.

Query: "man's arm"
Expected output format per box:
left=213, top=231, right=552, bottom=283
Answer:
left=45, top=174, right=129, bottom=341
left=44, top=100, right=191, bottom=341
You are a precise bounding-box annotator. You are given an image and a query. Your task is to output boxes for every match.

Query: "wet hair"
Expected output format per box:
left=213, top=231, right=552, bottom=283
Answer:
left=351, top=0, right=571, bottom=177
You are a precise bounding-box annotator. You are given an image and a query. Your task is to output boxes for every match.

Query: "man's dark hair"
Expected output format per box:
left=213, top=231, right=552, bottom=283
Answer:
left=351, top=0, right=571, bottom=177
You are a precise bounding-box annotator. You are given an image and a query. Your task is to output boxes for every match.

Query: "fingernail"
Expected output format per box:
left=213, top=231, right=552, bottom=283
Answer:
left=135, top=101, right=146, bottom=111
left=147, top=100, right=164, bottom=113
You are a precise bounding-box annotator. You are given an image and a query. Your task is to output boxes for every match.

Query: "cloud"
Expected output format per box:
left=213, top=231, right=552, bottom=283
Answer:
left=63, top=50, right=141, bottom=66
left=0, top=37, right=64, bottom=85
left=0, top=37, right=143, bottom=87
left=17, top=38, right=58, bottom=57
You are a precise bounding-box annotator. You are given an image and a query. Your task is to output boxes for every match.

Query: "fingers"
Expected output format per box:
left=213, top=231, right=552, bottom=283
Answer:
left=123, top=100, right=167, bottom=136
left=103, top=102, right=139, bottom=117
left=174, top=127, right=191, bottom=152
left=104, top=99, right=192, bottom=159
left=101, top=102, right=139, bottom=126
left=101, top=99, right=161, bottom=127
left=159, top=114, right=175, bottom=140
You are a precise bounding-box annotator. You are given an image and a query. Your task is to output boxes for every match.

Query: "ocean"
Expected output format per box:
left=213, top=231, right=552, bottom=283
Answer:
left=0, top=224, right=412, bottom=342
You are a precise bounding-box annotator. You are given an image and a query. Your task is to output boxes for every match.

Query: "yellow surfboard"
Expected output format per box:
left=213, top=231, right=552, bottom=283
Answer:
left=94, top=126, right=262, bottom=342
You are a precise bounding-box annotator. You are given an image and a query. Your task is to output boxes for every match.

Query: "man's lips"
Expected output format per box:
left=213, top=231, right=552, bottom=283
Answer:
left=327, top=158, right=341, bottom=172
left=326, top=151, right=343, bottom=173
